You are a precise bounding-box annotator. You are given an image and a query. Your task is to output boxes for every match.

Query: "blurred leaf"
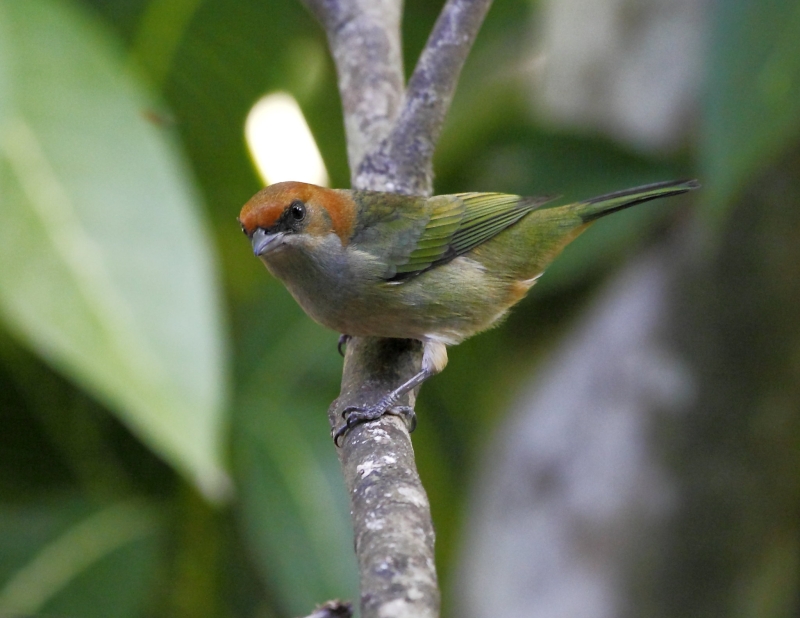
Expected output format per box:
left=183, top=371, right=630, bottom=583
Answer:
left=0, top=499, right=163, bottom=618
left=234, top=317, right=357, bottom=616
left=126, top=0, right=357, bottom=609
left=0, top=0, right=229, bottom=498
left=701, top=0, right=800, bottom=213
left=131, top=0, right=205, bottom=88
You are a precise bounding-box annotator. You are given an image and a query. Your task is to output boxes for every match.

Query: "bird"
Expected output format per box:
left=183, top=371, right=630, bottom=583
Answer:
left=239, top=179, right=699, bottom=444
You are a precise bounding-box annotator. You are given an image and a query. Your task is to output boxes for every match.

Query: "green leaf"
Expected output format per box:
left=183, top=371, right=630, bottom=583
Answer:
left=701, top=0, right=800, bottom=213
left=0, top=0, right=229, bottom=498
left=0, top=499, right=163, bottom=618
left=233, top=317, right=358, bottom=615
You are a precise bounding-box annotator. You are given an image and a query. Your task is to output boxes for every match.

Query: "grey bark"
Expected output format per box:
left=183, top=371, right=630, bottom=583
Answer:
left=355, top=0, right=495, bottom=194
left=298, top=1, right=495, bottom=617
left=300, top=599, right=353, bottom=618
left=301, top=0, right=404, bottom=173
left=329, top=338, right=438, bottom=618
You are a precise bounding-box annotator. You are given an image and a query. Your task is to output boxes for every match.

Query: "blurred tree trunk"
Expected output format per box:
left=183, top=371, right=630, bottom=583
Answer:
left=457, top=147, right=800, bottom=618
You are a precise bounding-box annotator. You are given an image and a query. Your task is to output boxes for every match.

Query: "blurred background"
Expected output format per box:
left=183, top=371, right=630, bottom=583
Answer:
left=0, top=0, right=798, bottom=617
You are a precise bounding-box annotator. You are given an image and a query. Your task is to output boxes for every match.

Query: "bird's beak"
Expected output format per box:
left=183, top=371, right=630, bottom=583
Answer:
left=251, top=228, right=284, bottom=256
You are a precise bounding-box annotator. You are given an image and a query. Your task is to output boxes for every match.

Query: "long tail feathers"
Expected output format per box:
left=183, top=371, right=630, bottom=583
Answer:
left=579, top=179, right=700, bottom=223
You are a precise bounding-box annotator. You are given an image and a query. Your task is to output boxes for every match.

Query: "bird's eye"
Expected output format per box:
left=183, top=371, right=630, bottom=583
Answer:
left=290, top=200, right=306, bottom=221
left=238, top=219, right=248, bottom=235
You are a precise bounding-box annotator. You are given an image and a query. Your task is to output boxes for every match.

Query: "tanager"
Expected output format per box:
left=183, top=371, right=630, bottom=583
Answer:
left=239, top=179, right=698, bottom=444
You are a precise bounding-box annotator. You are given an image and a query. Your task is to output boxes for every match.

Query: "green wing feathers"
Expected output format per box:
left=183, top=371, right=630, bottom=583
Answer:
left=389, top=193, right=555, bottom=280
left=449, top=193, right=555, bottom=255
left=391, top=196, right=464, bottom=276
left=379, top=179, right=699, bottom=281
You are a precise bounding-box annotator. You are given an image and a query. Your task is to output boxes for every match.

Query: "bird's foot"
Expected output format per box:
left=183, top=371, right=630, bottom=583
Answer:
left=337, top=334, right=351, bottom=357
left=333, top=401, right=417, bottom=447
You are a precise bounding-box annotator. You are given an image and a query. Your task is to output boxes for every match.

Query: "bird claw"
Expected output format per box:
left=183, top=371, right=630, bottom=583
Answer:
left=337, top=334, right=351, bottom=357
left=332, top=403, right=417, bottom=447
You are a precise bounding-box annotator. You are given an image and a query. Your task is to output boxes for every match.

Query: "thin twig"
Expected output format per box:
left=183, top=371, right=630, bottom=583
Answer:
left=356, top=0, right=496, bottom=195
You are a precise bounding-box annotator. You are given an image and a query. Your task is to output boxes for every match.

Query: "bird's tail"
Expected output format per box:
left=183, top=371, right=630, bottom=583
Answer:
left=578, top=179, right=700, bottom=223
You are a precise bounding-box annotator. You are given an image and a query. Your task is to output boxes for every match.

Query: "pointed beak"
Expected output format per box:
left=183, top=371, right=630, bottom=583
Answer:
left=251, top=228, right=284, bottom=256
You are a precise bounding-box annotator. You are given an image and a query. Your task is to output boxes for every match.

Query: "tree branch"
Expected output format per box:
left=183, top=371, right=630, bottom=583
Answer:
left=300, top=599, right=353, bottom=618
left=329, top=338, right=438, bottom=618
left=301, top=1, right=495, bottom=617
left=356, top=0, right=495, bottom=195
left=300, top=0, right=404, bottom=177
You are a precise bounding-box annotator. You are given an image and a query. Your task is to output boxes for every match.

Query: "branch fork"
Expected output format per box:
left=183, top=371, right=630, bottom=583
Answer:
left=297, top=1, right=494, bottom=616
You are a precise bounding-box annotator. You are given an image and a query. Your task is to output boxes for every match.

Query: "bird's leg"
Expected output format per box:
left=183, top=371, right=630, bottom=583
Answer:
left=337, top=334, right=351, bottom=357
left=333, top=340, right=448, bottom=446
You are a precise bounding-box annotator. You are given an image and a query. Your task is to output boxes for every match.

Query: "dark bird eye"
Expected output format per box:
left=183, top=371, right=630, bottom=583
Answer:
left=238, top=219, right=248, bottom=235
left=290, top=200, right=306, bottom=221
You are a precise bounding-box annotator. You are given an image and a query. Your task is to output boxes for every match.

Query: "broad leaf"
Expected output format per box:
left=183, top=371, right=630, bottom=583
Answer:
left=0, top=0, right=229, bottom=498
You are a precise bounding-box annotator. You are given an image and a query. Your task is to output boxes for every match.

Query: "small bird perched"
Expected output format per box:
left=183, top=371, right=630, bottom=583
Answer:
left=239, top=179, right=698, bottom=444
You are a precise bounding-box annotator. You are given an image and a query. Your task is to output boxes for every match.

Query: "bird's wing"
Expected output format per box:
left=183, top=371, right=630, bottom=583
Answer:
left=349, top=191, right=455, bottom=280
left=388, top=192, right=556, bottom=281
left=387, top=195, right=465, bottom=279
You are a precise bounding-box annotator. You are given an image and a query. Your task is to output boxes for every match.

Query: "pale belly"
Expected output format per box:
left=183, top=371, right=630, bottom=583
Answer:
left=268, top=248, right=532, bottom=344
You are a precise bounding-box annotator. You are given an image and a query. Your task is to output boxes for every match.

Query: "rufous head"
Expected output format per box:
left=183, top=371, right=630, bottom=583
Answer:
left=238, top=181, right=355, bottom=256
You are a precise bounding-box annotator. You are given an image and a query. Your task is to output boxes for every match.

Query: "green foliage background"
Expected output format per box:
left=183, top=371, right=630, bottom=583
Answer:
left=0, top=0, right=798, bottom=616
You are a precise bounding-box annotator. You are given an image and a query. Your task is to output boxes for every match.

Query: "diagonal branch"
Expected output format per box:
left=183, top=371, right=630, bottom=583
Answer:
left=356, top=0, right=496, bottom=195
